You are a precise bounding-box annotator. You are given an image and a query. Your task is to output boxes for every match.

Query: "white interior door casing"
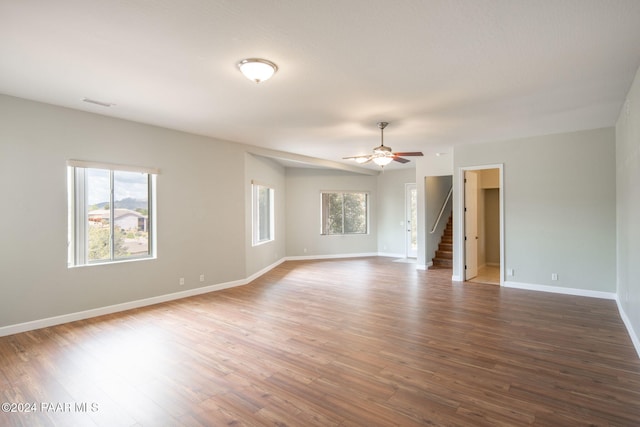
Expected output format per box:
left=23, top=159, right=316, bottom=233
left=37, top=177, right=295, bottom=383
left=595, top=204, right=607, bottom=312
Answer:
left=455, top=164, right=504, bottom=285
left=464, top=171, right=478, bottom=279
left=406, top=183, right=418, bottom=258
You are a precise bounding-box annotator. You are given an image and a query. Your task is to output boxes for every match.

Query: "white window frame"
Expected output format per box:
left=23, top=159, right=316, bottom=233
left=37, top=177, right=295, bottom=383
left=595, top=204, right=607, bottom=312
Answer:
left=320, top=191, right=369, bottom=235
left=252, top=181, right=275, bottom=246
left=67, top=160, right=158, bottom=267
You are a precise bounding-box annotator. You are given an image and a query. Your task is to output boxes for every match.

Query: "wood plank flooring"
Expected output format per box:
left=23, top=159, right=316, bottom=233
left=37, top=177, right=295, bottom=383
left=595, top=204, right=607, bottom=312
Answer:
left=1, top=257, right=639, bottom=426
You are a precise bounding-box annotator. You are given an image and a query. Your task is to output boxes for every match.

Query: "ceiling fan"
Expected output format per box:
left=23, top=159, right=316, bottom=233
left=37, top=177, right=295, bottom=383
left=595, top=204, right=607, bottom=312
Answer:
left=343, top=122, right=423, bottom=167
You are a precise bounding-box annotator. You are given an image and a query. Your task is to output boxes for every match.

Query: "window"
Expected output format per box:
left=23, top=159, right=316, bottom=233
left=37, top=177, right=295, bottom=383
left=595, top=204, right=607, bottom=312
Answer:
left=252, top=182, right=274, bottom=245
left=67, top=160, right=157, bottom=267
left=321, top=191, right=368, bottom=235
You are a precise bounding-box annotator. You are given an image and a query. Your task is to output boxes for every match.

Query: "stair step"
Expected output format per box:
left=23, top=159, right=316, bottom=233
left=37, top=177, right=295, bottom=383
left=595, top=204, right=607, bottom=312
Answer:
left=439, top=243, right=453, bottom=251
left=435, top=250, right=452, bottom=259
left=432, top=258, right=452, bottom=267
left=431, top=213, right=454, bottom=269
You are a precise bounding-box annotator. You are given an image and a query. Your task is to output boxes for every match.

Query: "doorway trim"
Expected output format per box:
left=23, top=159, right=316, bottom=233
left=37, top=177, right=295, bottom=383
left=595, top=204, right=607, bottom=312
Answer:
left=454, top=164, right=504, bottom=285
left=405, top=183, right=418, bottom=258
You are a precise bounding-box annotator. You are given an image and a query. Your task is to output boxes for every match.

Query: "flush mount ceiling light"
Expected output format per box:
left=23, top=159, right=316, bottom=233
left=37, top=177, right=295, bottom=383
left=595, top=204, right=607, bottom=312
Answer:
left=237, top=58, right=278, bottom=83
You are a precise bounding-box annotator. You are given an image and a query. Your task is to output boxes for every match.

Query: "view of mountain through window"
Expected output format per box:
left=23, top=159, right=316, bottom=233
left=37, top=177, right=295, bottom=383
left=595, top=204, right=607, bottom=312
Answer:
left=87, top=169, right=150, bottom=261
left=68, top=164, right=155, bottom=266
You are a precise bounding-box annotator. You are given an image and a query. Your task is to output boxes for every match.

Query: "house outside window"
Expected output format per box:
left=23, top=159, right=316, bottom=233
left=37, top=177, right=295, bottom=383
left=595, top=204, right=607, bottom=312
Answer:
left=252, top=182, right=274, bottom=245
left=321, top=191, right=368, bottom=235
left=67, top=160, right=157, bottom=267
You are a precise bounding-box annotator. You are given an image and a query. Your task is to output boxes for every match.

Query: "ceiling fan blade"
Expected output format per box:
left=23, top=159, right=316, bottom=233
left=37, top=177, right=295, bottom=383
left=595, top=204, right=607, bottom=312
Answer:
left=393, top=157, right=411, bottom=164
left=393, top=152, right=423, bottom=157
left=343, top=155, right=373, bottom=164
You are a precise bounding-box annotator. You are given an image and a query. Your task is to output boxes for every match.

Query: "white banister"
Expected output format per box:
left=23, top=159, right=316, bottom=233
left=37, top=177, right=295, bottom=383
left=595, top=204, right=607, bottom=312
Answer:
left=430, top=186, right=452, bottom=234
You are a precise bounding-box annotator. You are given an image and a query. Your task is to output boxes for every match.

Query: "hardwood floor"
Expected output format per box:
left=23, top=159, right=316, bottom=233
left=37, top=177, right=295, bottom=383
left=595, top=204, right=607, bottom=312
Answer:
left=1, top=257, right=639, bottom=426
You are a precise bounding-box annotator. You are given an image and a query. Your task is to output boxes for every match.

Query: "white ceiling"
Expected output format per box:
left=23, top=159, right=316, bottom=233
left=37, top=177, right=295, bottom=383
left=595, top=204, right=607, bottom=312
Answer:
left=2, top=0, right=640, bottom=170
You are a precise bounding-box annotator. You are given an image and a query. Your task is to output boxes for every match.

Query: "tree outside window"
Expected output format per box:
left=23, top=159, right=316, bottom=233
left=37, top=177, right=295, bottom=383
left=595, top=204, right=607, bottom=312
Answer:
left=68, top=162, right=156, bottom=267
left=321, top=192, right=368, bottom=235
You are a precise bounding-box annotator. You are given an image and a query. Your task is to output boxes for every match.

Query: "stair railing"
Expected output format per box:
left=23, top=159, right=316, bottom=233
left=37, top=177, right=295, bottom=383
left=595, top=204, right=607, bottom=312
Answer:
left=429, top=186, right=453, bottom=234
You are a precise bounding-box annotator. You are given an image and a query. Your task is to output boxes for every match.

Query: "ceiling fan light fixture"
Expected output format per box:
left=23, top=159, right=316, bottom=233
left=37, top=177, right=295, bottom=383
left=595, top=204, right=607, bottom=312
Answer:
left=343, top=121, right=423, bottom=167
left=373, top=156, right=393, bottom=166
left=373, top=145, right=392, bottom=155
left=238, top=58, right=278, bottom=83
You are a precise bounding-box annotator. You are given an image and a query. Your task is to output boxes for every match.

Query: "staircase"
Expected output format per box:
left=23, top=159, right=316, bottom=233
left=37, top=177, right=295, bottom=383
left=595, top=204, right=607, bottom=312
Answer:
left=432, top=215, right=453, bottom=268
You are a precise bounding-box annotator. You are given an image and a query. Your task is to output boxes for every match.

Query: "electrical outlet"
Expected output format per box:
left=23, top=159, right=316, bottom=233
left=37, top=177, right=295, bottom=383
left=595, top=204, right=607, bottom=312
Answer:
left=200, top=274, right=205, bottom=282
left=551, top=273, right=558, bottom=281
left=179, top=277, right=185, bottom=286
left=507, top=268, right=514, bottom=277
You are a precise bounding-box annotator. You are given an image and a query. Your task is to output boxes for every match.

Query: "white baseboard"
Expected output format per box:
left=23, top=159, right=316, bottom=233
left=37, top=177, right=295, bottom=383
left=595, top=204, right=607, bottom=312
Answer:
left=0, top=278, right=250, bottom=338
left=616, top=297, right=640, bottom=359
left=246, top=258, right=286, bottom=283
left=503, top=281, right=616, bottom=300
left=417, top=261, right=432, bottom=271
left=377, top=252, right=407, bottom=259
left=451, top=275, right=463, bottom=281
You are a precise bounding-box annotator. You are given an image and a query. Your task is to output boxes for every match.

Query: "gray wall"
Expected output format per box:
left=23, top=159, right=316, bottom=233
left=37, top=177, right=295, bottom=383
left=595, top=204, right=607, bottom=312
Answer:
left=284, top=168, right=415, bottom=259
left=616, top=65, right=640, bottom=349
left=454, top=127, right=616, bottom=292
left=376, top=169, right=416, bottom=257
left=285, top=168, right=378, bottom=257
left=0, top=95, right=250, bottom=327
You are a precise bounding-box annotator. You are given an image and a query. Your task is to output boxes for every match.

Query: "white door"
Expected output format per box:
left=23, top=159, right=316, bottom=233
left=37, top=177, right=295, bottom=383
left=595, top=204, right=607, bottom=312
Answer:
left=464, top=171, right=478, bottom=279
left=406, top=183, right=418, bottom=258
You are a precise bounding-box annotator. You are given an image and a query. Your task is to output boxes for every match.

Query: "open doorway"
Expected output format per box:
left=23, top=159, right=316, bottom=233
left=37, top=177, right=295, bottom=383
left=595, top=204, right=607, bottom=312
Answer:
left=462, top=166, right=503, bottom=285
left=425, top=175, right=453, bottom=269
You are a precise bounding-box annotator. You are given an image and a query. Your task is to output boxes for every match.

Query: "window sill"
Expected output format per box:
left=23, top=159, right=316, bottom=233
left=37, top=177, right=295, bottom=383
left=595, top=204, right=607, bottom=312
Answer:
left=68, top=255, right=156, bottom=269
left=252, top=239, right=275, bottom=247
